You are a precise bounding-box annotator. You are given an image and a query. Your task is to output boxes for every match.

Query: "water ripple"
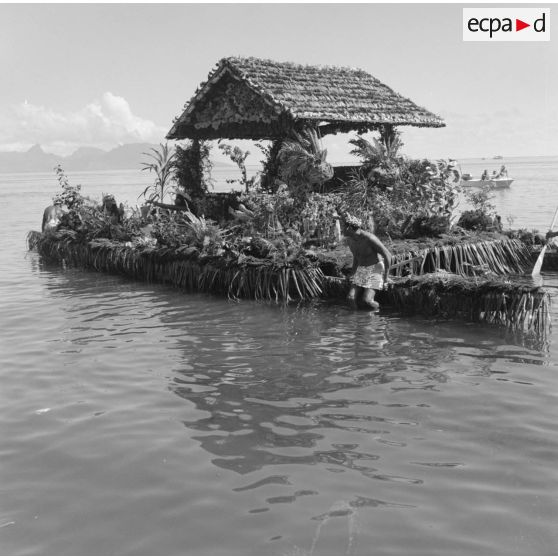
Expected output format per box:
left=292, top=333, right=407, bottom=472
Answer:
left=2, top=178, right=558, bottom=554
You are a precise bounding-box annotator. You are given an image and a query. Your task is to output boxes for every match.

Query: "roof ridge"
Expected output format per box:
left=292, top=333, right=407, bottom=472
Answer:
left=223, top=55, right=369, bottom=75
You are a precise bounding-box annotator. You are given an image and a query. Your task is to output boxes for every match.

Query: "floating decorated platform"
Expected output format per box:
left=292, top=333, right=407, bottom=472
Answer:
left=28, top=230, right=550, bottom=335
left=27, top=56, right=554, bottom=338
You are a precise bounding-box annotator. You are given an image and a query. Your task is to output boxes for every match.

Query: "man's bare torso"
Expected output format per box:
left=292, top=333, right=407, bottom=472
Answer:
left=347, top=231, right=383, bottom=266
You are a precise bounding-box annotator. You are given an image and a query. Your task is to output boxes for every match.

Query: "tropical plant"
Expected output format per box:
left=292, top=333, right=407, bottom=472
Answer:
left=180, top=211, right=228, bottom=256
left=174, top=139, right=214, bottom=200
left=140, top=142, right=177, bottom=203
left=277, top=128, right=333, bottom=200
left=52, top=165, right=84, bottom=209
left=465, top=183, right=496, bottom=215
left=349, top=131, right=404, bottom=190
left=256, top=139, right=283, bottom=192
left=345, top=133, right=462, bottom=238
left=217, top=142, right=260, bottom=192
left=457, top=183, right=497, bottom=231
left=236, top=182, right=297, bottom=238
left=300, top=193, right=343, bottom=246
left=150, top=210, right=227, bottom=256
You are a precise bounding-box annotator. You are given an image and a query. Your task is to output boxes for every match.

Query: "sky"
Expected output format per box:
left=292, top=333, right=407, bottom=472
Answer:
left=0, top=2, right=556, bottom=164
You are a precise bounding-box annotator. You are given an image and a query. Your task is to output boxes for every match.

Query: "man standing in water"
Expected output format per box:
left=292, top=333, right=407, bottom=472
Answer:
left=340, top=213, right=392, bottom=310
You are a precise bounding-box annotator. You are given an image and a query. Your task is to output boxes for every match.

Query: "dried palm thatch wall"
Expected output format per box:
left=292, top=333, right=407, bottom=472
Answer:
left=322, top=273, right=549, bottom=334
left=388, top=274, right=549, bottom=333
left=389, top=238, right=533, bottom=276
left=28, top=233, right=324, bottom=302
left=28, top=231, right=549, bottom=333
left=167, top=57, right=445, bottom=141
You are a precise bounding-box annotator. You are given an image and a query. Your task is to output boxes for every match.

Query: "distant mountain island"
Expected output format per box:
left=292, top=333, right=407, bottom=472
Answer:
left=0, top=143, right=234, bottom=173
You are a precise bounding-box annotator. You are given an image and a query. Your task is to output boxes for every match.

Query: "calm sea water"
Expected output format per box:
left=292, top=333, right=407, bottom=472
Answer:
left=1, top=159, right=558, bottom=555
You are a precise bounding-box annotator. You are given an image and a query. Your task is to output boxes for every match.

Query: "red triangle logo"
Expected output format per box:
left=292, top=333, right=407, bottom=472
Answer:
left=516, top=19, right=530, bottom=31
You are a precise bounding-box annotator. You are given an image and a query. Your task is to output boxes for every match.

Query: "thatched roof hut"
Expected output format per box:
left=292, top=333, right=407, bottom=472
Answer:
left=167, top=56, right=445, bottom=141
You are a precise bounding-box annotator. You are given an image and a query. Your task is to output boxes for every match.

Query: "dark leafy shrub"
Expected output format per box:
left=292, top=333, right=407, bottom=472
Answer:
left=345, top=133, right=461, bottom=238
left=174, top=140, right=214, bottom=206
left=300, top=193, right=343, bottom=246
left=277, top=129, right=333, bottom=202
left=457, top=210, right=494, bottom=231
left=236, top=183, right=298, bottom=238
left=405, top=214, right=452, bottom=238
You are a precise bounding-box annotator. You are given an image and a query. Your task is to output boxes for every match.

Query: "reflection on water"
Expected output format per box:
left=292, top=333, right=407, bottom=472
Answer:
left=0, top=164, right=557, bottom=554
left=2, top=247, right=558, bottom=553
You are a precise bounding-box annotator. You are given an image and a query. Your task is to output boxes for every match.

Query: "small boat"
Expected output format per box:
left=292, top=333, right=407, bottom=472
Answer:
left=460, top=173, right=513, bottom=189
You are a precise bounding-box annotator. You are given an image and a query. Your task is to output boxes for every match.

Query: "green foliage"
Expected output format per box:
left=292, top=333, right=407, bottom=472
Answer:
left=52, top=165, right=84, bottom=209
left=151, top=211, right=226, bottom=256
left=56, top=201, right=143, bottom=243
left=256, top=139, right=282, bottom=192
left=345, top=133, right=461, bottom=238
left=141, top=142, right=177, bottom=203
left=300, top=193, right=343, bottom=245
left=277, top=128, right=333, bottom=200
left=457, top=210, right=496, bottom=232
left=174, top=139, right=214, bottom=200
left=349, top=130, right=404, bottom=190
left=181, top=212, right=228, bottom=256
left=457, top=184, right=498, bottom=232
left=236, top=183, right=298, bottom=238
left=229, top=186, right=341, bottom=248
left=465, top=184, right=496, bottom=215
left=218, top=142, right=259, bottom=192
left=51, top=166, right=144, bottom=242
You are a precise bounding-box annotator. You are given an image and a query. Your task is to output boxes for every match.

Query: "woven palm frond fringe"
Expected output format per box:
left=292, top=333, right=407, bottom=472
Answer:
left=389, top=238, right=533, bottom=276
left=386, top=274, right=549, bottom=334
left=322, top=273, right=550, bottom=334
left=29, top=232, right=549, bottom=333
left=29, top=233, right=324, bottom=303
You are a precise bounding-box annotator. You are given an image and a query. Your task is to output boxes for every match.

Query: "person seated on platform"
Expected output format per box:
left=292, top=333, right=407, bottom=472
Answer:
left=339, top=212, right=392, bottom=310
left=481, top=169, right=490, bottom=181
left=102, top=194, right=123, bottom=224
left=41, top=202, right=65, bottom=232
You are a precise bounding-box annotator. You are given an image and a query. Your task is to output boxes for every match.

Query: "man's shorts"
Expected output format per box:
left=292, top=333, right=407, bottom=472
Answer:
left=352, top=262, right=384, bottom=290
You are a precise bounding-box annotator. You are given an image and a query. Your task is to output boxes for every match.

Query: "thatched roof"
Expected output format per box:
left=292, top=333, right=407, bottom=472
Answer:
left=167, top=57, right=445, bottom=141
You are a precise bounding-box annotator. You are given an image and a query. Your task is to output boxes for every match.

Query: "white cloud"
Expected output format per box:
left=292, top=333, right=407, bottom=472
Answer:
left=0, top=93, right=167, bottom=155
left=2, top=94, right=554, bottom=161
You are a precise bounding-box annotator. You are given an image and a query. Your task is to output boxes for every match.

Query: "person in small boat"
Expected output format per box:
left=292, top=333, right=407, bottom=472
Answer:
left=339, top=212, right=392, bottom=310
left=481, top=169, right=490, bottom=181
left=496, top=165, right=508, bottom=178
left=41, top=202, right=65, bottom=232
